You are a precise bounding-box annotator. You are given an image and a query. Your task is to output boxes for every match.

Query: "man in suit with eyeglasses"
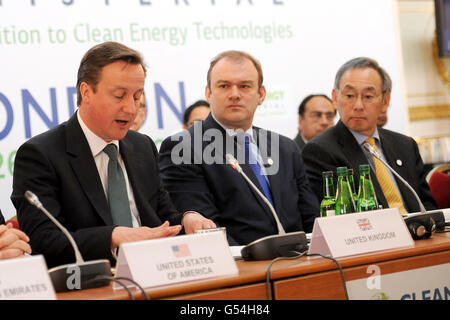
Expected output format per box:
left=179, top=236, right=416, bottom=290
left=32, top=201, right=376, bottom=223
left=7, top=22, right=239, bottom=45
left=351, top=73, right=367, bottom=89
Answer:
left=302, top=57, right=436, bottom=214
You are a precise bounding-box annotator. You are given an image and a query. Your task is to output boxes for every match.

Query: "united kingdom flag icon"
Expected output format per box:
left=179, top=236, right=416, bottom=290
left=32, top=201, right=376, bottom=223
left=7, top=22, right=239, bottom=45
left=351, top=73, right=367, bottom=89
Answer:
left=356, top=218, right=373, bottom=231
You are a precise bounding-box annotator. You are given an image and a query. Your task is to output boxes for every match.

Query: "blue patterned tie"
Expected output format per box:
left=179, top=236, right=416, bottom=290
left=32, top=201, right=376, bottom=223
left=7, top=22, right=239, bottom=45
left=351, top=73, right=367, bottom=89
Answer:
left=103, top=144, right=133, bottom=227
left=244, top=135, right=274, bottom=207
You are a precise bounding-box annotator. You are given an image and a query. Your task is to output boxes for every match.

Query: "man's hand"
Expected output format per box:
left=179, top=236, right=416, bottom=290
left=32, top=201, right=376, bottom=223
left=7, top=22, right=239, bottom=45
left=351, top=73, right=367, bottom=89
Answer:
left=111, top=221, right=182, bottom=250
left=182, top=212, right=216, bottom=234
left=0, top=224, right=32, bottom=260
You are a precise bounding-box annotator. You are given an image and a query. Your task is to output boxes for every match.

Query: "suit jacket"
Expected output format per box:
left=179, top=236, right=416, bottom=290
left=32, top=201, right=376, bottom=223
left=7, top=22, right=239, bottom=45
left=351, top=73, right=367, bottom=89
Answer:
left=159, top=114, right=319, bottom=246
left=302, top=121, right=437, bottom=213
left=11, top=113, right=181, bottom=268
left=293, top=133, right=306, bottom=152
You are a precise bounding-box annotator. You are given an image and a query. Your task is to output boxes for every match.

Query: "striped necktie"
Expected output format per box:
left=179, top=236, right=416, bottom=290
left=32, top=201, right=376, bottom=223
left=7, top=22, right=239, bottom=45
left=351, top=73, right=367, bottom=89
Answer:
left=365, top=137, right=407, bottom=215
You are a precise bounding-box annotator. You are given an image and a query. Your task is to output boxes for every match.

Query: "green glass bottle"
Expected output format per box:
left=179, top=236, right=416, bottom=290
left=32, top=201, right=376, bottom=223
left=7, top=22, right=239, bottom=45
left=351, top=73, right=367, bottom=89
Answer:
left=347, top=168, right=358, bottom=202
left=335, top=166, right=356, bottom=215
left=357, top=164, right=379, bottom=212
left=320, top=171, right=336, bottom=217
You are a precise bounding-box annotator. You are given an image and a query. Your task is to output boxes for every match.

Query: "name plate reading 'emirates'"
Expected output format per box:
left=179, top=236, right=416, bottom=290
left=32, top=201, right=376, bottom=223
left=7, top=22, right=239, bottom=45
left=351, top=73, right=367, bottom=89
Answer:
left=115, top=232, right=238, bottom=289
left=0, top=255, right=56, bottom=300
left=308, top=208, right=414, bottom=259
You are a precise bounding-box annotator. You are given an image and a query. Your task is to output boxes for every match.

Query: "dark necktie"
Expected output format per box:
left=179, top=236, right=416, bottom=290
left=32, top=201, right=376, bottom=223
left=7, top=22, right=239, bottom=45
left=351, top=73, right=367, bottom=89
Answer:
left=103, top=144, right=133, bottom=227
left=244, top=135, right=274, bottom=207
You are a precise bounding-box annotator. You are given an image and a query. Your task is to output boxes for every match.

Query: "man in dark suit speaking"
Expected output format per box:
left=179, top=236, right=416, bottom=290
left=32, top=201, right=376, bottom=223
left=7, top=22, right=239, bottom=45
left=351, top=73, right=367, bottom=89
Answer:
left=11, top=42, right=213, bottom=268
left=302, top=57, right=436, bottom=214
left=159, top=51, right=319, bottom=246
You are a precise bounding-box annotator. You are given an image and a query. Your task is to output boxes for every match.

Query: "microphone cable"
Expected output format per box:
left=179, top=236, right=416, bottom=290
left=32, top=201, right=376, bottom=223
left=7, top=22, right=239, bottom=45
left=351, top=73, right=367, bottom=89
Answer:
left=114, top=276, right=151, bottom=300
left=265, top=251, right=307, bottom=300
left=84, top=276, right=135, bottom=300
left=264, top=251, right=349, bottom=300
left=84, top=275, right=150, bottom=300
left=305, top=252, right=349, bottom=300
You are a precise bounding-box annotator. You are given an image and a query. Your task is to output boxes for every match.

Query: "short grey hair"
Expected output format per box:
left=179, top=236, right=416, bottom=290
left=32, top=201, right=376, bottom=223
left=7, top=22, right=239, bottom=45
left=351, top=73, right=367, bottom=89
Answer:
left=334, top=57, right=392, bottom=94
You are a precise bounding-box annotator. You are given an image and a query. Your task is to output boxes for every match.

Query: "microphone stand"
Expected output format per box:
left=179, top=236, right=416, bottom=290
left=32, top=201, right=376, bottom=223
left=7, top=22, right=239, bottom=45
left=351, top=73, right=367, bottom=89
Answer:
left=225, top=154, right=308, bottom=260
left=25, top=191, right=112, bottom=292
left=362, top=143, right=445, bottom=239
left=363, top=143, right=426, bottom=213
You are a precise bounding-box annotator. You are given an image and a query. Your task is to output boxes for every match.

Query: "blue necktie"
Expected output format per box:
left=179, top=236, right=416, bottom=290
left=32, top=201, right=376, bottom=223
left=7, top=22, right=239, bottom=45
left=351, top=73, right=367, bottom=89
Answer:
left=244, top=135, right=274, bottom=207
left=103, top=144, right=133, bottom=227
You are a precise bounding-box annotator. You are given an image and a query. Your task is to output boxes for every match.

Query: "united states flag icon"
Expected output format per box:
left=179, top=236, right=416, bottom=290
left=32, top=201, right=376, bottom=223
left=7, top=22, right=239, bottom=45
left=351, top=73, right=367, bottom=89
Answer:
left=172, top=244, right=191, bottom=258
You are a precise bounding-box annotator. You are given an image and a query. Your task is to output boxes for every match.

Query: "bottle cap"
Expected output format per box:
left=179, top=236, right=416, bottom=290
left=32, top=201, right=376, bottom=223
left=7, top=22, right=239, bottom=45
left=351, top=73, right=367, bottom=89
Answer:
left=359, top=164, right=370, bottom=172
left=322, top=171, right=333, bottom=178
left=337, top=166, right=348, bottom=175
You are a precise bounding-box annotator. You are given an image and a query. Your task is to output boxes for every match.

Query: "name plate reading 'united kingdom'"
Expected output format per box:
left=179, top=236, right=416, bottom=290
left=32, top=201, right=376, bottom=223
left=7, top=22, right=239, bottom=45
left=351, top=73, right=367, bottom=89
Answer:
left=115, top=231, right=238, bottom=289
left=308, top=208, right=414, bottom=259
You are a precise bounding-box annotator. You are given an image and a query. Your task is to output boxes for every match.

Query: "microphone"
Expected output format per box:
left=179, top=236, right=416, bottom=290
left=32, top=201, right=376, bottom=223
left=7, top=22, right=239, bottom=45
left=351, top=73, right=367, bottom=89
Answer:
left=225, top=154, right=308, bottom=260
left=225, top=154, right=285, bottom=234
left=363, top=143, right=425, bottom=213
left=362, top=143, right=445, bottom=239
left=25, top=191, right=112, bottom=292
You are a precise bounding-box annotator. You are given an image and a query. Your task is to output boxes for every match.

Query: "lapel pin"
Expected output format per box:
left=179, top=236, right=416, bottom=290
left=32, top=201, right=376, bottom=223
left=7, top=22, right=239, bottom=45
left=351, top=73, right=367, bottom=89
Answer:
left=396, top=159, right=403, bottom=166
left=264, top=158, right=273, bottom=167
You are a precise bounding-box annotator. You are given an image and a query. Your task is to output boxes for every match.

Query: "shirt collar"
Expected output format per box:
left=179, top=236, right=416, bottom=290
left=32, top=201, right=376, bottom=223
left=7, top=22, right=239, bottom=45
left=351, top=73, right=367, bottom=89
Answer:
left=77, top=111, right=120, bottom=157
left=348, top=127, right=380, bottom=146
left=300, top=132, right=309, bottom=143
left=211, top=112, right=255, bottom=142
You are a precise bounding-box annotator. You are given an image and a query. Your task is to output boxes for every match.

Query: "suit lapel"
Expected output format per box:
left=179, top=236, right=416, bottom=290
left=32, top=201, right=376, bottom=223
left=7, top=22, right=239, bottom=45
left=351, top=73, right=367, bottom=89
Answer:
left=378, top=129, right=410, bottom=208
left=379, top=129, right=408, bottom=179
left=254, top=127, right=282, bottom=215
left=335, top=121, right=368, bottom=176
left=334, top=121, right=389, bottom=207
left=203, top=115, right=274, bottom=217
left=65, top=113, right=112, bottom=225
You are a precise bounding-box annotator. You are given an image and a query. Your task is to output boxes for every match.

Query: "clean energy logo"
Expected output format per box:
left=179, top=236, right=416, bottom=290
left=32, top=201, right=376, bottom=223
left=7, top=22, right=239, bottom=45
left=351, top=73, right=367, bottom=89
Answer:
left=370, top=292, right=390, bottom=300
left=257, top=90, right=286, bottom=116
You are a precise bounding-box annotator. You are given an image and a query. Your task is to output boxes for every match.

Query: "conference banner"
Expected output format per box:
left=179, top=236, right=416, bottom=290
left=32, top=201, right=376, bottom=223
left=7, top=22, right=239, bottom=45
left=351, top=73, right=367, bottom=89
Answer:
left=0, top=0, right=407, bottom=218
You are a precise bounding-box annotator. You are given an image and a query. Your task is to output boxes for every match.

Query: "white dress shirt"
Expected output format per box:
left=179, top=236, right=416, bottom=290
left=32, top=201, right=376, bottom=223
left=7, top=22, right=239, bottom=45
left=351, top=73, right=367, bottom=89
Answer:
left=77, top=112, right=141, bottom=227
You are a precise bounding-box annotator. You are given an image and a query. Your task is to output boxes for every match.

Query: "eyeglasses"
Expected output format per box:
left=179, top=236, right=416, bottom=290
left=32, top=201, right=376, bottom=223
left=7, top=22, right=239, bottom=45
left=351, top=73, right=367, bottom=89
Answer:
left=307, top=111, right=335, bottom=121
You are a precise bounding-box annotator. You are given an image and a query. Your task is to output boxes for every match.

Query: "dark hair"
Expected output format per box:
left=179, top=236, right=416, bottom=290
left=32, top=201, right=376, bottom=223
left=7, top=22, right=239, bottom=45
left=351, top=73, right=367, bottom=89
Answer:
left=183, top=100, right=210, bottom=125
left=76, top=41, right=146, bottom=106
left=207, top=50, right=263, bottom=89
left=298, top=94, right=333, bottom=117
left=334, top=57, right=392, bottom=94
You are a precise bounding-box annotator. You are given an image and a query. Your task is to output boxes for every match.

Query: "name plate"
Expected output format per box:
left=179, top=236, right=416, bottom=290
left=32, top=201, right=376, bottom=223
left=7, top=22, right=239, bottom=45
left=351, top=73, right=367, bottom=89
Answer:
left=0, top=255, right=56, bottom=300
left=115, top=232, right=238, bottom=289
left=308, top=208, right=414, bottom=258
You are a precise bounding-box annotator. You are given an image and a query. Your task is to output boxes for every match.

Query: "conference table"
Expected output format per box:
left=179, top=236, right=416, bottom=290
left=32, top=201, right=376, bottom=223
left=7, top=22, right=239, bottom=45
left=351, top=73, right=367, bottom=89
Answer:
left=57, top=232, right=450, bottom=300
